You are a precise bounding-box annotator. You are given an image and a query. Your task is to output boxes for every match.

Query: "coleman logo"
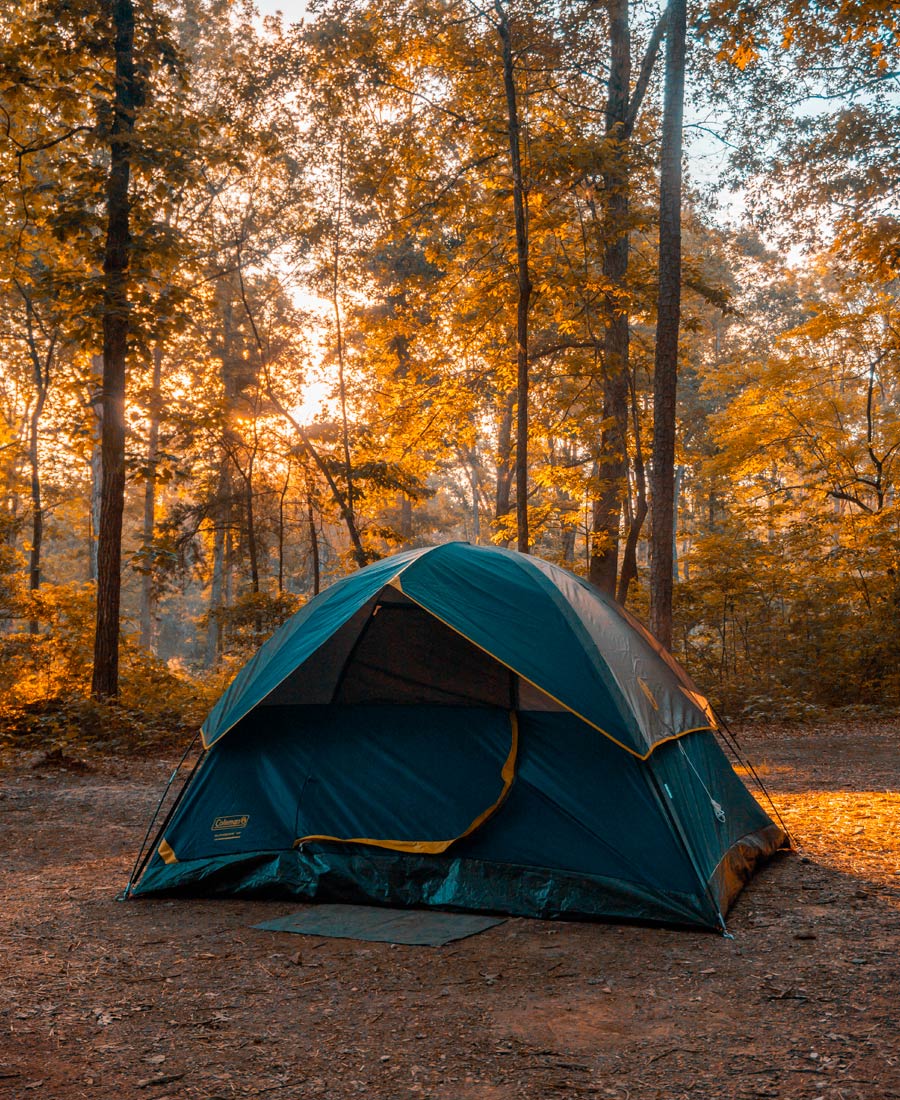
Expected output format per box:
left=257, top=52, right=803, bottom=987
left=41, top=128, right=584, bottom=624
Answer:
left=212, top=814, right=249, bottom=834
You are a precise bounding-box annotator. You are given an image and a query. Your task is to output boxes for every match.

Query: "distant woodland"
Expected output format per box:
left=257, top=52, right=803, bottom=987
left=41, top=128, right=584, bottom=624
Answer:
left=0, top=0, right=898, bottom=739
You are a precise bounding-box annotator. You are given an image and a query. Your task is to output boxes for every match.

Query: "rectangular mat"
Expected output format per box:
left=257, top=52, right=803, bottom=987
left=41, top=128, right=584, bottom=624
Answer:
left=254, top=904, right=504, bottom=946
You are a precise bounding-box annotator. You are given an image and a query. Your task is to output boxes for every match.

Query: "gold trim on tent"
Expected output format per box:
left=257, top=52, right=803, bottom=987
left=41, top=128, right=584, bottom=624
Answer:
left=389, top=578, right=711, bottom=761
left=158, top=838, right=178, bottom=865
left=293, top=712, right=519, bottom=854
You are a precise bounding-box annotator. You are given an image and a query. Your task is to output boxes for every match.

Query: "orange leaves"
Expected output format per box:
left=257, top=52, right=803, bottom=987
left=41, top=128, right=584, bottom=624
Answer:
left=717, top=39, right=760, bottom=72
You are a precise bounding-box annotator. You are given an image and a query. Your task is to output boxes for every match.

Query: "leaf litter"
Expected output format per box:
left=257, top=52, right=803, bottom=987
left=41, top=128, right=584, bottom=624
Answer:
left=0, top=719, right=897, bottom=1099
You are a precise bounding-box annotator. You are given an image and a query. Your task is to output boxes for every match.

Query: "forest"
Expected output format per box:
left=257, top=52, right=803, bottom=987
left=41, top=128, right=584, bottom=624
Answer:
left=0, top=0, right=898, bottom=744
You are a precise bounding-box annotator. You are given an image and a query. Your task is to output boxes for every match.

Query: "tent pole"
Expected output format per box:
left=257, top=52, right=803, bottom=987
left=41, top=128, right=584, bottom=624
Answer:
left=710, top=706, right=795, bottom=849
left=120, top=730, right=205, bottom=899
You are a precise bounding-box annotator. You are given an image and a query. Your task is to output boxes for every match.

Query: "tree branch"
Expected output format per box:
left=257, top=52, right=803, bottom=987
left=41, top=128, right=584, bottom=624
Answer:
left=624, top=9, right=668, bottom=137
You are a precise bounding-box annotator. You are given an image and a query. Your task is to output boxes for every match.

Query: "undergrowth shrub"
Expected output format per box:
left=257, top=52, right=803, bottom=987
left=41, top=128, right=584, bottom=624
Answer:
left=0, top=582, right=217, bottom=755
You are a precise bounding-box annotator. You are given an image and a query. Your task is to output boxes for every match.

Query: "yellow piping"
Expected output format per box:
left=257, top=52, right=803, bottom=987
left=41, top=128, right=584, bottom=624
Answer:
left=389, top=579, right=710, bottom=761
left=293, top=712, right=519, bottom=854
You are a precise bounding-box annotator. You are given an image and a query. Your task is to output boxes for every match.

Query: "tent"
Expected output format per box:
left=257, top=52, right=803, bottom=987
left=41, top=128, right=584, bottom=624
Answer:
left=130, top=542, right=787, bottom=931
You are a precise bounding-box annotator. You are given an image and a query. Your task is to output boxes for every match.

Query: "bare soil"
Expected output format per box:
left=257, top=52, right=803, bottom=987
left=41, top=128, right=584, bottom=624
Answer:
left=1, top=721, right=898, bottom=1100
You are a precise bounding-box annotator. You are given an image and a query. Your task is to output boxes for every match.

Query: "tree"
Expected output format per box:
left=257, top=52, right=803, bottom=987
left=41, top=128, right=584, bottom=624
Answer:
left=92, top=0, right=142, bottom=698
left=588, top=0, right=667, bottom=595
left=649, top=0, right=687, bottom=648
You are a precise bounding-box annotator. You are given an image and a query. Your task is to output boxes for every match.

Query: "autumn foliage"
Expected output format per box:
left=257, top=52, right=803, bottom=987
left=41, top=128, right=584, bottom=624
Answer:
left=0, top=0, right=897, bottom=744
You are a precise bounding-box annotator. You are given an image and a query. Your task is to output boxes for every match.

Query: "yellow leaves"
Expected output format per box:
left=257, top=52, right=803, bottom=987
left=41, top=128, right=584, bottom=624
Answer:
left=723, top=39, right=761, bottom=71
left=831, top=216, right=900, bottom=283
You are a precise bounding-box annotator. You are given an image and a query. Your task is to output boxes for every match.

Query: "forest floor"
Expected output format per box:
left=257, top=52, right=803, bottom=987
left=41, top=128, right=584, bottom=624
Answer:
left=0, top=720, right=897, bottom=1100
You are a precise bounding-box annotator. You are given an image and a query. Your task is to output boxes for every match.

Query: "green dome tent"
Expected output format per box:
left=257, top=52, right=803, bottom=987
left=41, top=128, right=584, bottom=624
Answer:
left=130, top=542, right=787, bottom=931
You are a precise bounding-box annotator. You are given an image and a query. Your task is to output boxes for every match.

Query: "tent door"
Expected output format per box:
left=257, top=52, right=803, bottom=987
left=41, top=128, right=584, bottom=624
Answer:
left=292, top=708, right=518, bottom=856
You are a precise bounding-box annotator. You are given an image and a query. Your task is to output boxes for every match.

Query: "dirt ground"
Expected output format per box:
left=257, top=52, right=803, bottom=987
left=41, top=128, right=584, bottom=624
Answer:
left=1, top=721, right=897, bottom=1100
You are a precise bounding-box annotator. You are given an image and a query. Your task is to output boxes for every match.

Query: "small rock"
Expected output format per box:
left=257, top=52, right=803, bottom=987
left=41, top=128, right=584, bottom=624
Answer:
left=794, top=930, right=817, bottom=940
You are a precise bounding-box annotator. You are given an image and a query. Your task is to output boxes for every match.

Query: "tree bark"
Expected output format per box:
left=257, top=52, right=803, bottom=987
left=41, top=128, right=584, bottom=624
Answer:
left=92, top=0, right=139, bottom=699
left=671, top=462, right=684, bottom=582
left=306, top=486, right=320, bottom=597
left=590, top=2, right=667, bottom=596
left=89, top=354, right=103, bottom=582
left=496, top=0, right=532, bottom=554
left=139, top=344, right=162, bottom=651
left=243, top=464, right=260, bottom=596
left=330, top=130, right=359, bottom=559
left=616, top=370, right=648, bottom=606
left=494, top=389, right=515, bottom=533
left=206, top=493, right=226, bottom=667
left=277, top=464, right=290, bottom=594
left=20, top=290, right=54, bottom=632
left=590, top=0, right=631, bottom=594
left=649, top=0, right=687, bottom=649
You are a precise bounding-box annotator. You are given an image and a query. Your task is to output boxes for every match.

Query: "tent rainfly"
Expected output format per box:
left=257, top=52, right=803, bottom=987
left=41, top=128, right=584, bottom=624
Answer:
left=129, top=542, right=788, bottom=931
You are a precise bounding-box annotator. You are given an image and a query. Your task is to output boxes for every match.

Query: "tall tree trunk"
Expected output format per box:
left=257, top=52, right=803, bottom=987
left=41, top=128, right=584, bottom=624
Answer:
left=470, top=468, right=481, bottom=544
left=139, top=344, right=162, bottom=651
left=206, top=499, right=225, bottom=667
left=244, top=466, right=259, bottom=595
left=20, top=292, right=54, bottom=633
left=496, top=0, right=532, bottom=554
left=89, top=354, right=104, bottom=581
left=306, top=487, right=320, bottom=597
left=26, top=393, right=47, bottom=636
left=277, top=479, right=289, bottom=595
left=589, top=2, right=667, bottom=595
left=206, top=279, right=234, bottom=668
left=616, top=371, right=648, bottom=605
left=649, top=0, right=687, bottom=649
left=92, top=0, right=139, bottom=699
left=330, top=130, right=360, bottom=563
left=671, top=462, right=684, bottom=581
left=27, top=399, right=45, bottom=596
left=590, top=0, right=631, bottom=594
left=494, top=390, right=515, bottom=536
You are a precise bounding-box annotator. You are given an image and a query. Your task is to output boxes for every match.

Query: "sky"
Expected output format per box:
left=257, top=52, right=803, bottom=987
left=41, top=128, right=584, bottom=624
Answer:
left=258, top=0, right=308, bottom=22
